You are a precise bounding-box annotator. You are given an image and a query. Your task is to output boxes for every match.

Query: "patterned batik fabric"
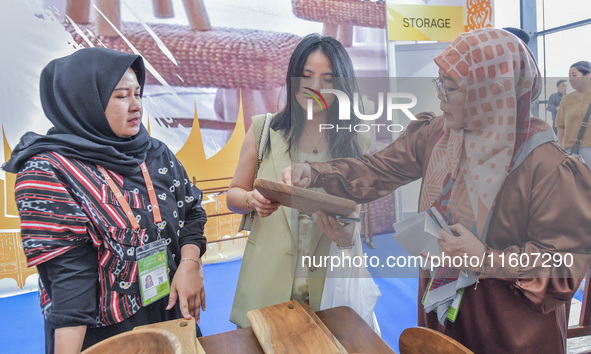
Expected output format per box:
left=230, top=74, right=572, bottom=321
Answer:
left=15, top=150, right=206, bottom=326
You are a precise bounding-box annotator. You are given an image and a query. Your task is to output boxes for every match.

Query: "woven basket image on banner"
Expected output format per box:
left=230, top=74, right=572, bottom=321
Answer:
left=361, top=192, right=396, bottom=238
left=292, top=0, right=386, bottom=28
left=66, top=22, right=301, bottom=90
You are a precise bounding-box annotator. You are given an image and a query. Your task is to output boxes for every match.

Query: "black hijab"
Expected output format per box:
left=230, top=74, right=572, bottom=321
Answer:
left=3, top=47, right=165, bottom=176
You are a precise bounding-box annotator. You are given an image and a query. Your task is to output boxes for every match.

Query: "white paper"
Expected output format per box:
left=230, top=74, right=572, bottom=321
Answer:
left=393, top=211, right=442, bottom=258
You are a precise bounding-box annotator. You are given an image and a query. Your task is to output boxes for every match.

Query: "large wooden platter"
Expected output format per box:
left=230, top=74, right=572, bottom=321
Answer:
left=254, top=178, right=356, bottom=216
left=81, top=328, right=182, bottom=354
left=247, top=301, right=343, bottom=353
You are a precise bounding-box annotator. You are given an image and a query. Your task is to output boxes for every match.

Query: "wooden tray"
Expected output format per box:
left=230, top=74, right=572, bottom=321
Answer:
left=253, top=178, right=356, bottom=216
left=247, top=301, right=345, bottom=353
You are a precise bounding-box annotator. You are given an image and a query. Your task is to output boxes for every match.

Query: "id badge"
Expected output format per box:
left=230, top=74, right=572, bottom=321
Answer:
left=422, top=278, right=464, bottom=322
left=136, top=239, right=170, bottom=306
left=446, top=288, right=464, bottom=322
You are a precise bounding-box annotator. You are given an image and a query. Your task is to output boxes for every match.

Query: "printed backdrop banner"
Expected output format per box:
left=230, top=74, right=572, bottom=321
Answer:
left=0, top=0, right=388, bottom=297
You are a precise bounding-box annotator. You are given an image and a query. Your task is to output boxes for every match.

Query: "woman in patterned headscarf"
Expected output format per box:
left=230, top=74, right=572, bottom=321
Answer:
left=3, top=47, right=207, bottom=353
left=285, top=28, right=591, bottom=353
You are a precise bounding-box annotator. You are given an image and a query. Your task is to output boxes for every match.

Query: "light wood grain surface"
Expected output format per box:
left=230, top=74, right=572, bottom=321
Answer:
left=134, top=317, right=199, bottom=353
left=81, top=328, right=182, bottom=354
left=247, top=301, right=339, bottom=353
left=300, top=303, right=348, bottom=353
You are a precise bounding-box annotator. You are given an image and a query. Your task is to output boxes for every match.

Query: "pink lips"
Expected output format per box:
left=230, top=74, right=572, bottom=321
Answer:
left=128, top=117, right=141, bottom=126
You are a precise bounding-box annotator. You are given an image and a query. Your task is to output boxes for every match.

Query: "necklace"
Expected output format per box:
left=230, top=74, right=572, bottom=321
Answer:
left=302, top=129, right=323, bottom=154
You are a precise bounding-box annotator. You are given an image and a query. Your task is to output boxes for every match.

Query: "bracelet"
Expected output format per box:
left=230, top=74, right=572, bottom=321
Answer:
left=180, top=257, right=201, bottom=267
left=245, top=193, right=255, bottom=212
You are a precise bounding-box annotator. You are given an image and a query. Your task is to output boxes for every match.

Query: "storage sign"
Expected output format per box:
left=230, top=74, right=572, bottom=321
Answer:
left=387, top=4, right=465, bottom=41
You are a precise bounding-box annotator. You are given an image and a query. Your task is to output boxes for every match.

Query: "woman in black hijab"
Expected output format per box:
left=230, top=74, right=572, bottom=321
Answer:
left=4, top=47, right=207, bottom=353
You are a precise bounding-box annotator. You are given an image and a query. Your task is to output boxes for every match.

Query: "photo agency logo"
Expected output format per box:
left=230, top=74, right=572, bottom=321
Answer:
left=302, top=87, right=329, bottom=111
left=303, top=86, right=418, bottom=133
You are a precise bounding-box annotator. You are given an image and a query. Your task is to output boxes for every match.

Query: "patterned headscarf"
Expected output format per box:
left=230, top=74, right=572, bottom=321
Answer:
left=419, top=28, right=542, bottom=240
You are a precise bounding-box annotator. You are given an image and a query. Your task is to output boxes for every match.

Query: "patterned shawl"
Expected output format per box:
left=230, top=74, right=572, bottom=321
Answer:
left=420, top=28, right=541, bottom=240
left=419, top=28, right=544, bottom=324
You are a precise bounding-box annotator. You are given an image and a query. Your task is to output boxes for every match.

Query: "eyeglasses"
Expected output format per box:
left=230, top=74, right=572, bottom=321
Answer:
left=432, top=78, right=462, bottom=103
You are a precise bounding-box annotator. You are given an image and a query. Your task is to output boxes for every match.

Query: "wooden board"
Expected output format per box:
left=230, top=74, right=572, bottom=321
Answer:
left=199, top=328, right=263, bottom=353
left=300, top=303, right=348, bottom=353
left=254, top=178, right=356, bottom=216
left=134, top=317, right=203, bottom=353
left=247, top=301, right=340, bottom=353
left=316, top=307, right=395, bottom=353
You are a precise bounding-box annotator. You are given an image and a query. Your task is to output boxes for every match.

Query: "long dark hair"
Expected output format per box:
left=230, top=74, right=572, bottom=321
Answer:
left=571, top=61, right=591, bottom=76
left=269, top=33, right=362, bottom=158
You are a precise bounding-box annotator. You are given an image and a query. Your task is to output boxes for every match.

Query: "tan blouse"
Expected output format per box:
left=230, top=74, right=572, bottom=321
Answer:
left=291, top=148, right=330, bottom=304
left=555, top=91, right=591, bottom=148
left=309, top=114, right=591, bottom=353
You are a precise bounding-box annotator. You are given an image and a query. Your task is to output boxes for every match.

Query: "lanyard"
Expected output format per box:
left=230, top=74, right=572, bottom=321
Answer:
left=98, top=162, right=163, bottom=230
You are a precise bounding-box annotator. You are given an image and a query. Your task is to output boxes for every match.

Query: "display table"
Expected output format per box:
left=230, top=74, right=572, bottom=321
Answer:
left=199, top=305, right=394, bottom=353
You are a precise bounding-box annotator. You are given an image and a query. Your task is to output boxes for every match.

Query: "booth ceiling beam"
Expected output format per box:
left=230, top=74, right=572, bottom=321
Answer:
left=536, top=18, right=591, bottom=37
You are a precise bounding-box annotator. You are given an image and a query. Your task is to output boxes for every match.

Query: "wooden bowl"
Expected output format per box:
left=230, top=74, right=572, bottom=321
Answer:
left=81, top=328, right=182, bottom=354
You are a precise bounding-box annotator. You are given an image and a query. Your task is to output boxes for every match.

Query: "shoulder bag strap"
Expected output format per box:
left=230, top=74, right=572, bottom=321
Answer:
left=254, top=113, right=273, bottom=179
left=573, top=103, right=591, bottom=148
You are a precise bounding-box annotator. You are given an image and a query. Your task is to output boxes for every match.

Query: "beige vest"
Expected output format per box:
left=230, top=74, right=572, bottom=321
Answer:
left=229, top=114, right=370, bottom=328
